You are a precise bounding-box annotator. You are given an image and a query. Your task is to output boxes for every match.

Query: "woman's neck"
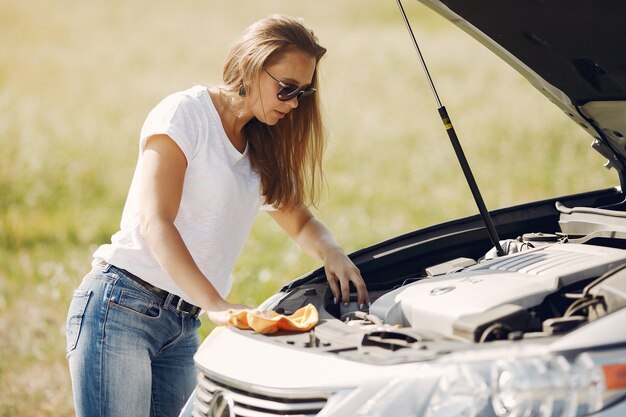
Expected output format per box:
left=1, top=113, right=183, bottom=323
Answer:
left=208, top=87, right=253, bottom=153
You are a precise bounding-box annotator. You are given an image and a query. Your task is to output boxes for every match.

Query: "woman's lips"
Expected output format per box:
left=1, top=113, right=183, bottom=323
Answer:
left=275, top=110, right=286, bottom=119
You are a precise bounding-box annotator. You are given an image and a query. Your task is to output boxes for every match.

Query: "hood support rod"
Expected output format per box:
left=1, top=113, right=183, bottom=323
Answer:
left=396, top=0, right=504, bottom=256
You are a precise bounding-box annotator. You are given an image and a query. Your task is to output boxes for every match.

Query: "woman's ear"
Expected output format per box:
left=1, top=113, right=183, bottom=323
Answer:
left=237, top=57, right=250, bottom=98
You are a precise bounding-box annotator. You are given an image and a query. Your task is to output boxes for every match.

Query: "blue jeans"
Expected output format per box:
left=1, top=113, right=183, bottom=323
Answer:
left=66, top=262, right=201, bottom=417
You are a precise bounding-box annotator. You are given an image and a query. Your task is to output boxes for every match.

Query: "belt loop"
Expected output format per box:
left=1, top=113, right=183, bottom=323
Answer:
left=164, top=293, right=176, bottom=309
left=97, top=260, right=112, bottom=273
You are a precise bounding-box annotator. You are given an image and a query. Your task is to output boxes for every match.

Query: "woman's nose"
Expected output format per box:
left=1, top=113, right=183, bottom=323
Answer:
left=286, top=96, right=299, bottom=109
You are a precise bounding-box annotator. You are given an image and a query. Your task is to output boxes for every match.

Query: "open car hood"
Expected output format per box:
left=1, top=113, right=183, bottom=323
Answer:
left=418, top=0, right=626, bottom=180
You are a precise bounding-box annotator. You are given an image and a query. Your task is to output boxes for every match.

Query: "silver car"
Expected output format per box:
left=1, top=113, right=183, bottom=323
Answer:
left=181, top=1, right=626, bottom=416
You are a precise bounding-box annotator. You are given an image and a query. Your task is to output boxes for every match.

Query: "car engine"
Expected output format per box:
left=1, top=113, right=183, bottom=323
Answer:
left=370, top=242, right=626, bottom=342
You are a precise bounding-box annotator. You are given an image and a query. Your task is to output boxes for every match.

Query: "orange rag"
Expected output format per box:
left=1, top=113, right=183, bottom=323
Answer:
left=227, top=304, right=318, bottom=334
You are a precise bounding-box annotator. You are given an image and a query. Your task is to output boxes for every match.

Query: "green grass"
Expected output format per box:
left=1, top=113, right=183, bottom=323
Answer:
left=0, top=0, right=615, bottom=415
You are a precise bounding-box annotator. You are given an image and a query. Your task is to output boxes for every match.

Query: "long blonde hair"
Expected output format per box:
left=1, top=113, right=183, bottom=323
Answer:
left=222, top=15, right=327, bottom=209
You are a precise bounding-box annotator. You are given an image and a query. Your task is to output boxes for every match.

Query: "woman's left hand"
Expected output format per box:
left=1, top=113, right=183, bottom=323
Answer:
left=268, top=206, right=370, bottom=309
left=322, top=247, right=369, bottom=309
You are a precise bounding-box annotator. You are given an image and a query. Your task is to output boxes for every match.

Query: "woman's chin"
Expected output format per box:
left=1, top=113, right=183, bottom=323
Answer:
left=260, top=117, right=279, bottom=126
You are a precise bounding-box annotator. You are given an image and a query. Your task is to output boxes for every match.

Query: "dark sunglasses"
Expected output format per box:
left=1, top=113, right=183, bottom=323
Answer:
left=264, top=69, right=316, bottom=101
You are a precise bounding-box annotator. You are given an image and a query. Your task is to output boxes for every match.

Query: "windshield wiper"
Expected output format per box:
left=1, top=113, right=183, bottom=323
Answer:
left=396, top=0, right=505, bottom=257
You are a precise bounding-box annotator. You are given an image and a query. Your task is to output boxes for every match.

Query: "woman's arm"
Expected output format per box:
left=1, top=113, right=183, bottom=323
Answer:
left=139, top=134, right=248, bottom=322
left=269, top=206, right=369, bottom=308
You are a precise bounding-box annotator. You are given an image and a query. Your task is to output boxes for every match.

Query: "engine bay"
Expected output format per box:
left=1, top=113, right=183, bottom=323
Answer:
left=263, top=202, right=626, bottom=363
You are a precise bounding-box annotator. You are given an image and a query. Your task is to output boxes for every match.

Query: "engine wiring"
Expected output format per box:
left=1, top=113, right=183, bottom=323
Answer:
left=564, top=297, right=604, bottom=318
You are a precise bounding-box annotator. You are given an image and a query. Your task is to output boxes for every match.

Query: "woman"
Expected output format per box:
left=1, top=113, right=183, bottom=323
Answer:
left=66, top=14, right=369, bottom=417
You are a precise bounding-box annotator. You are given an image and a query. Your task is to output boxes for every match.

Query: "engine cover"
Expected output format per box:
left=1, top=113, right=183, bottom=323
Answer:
left=369, top=244, right=626, bottom=339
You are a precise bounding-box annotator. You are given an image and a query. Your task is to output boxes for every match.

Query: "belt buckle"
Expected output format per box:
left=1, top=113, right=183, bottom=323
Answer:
left=174, top=296, right=200, bottom=318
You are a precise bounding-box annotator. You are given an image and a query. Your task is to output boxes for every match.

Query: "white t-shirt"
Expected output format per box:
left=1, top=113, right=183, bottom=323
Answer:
left=93, top=85, right=263, bottom=301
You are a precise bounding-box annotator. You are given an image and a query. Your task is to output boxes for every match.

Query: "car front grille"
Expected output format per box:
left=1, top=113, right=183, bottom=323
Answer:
left=192, top=371, right=333, bottom=417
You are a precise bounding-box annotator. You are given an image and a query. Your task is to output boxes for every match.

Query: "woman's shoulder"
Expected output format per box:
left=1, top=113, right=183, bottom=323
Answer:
left=156, top=85, right=210, bottom=110
left=143, top=86, right=215, bottom=129
left=141, top=86, right=214, bottom=156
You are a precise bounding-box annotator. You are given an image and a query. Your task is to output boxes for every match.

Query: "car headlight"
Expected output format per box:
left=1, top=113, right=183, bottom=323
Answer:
left=492, top=349, right=626, bottom=417
left=356, top=349, right=626, bottom=417
left=355, top=365, right=489, bottom=417
left=424, top=365, right=489, bottom=417
left=491, top=355, right=574, bottom=417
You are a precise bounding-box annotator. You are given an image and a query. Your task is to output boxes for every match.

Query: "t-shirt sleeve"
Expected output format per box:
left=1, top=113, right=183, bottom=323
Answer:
left=139, top=91, right=206, bottom=162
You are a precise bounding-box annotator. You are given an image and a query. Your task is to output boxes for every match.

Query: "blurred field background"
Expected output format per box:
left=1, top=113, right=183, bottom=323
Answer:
left=0, top=0, right=615, bottom=415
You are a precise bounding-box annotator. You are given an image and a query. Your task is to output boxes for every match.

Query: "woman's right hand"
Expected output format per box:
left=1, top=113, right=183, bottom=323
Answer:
left=205, top=300, right=252, bottom=326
